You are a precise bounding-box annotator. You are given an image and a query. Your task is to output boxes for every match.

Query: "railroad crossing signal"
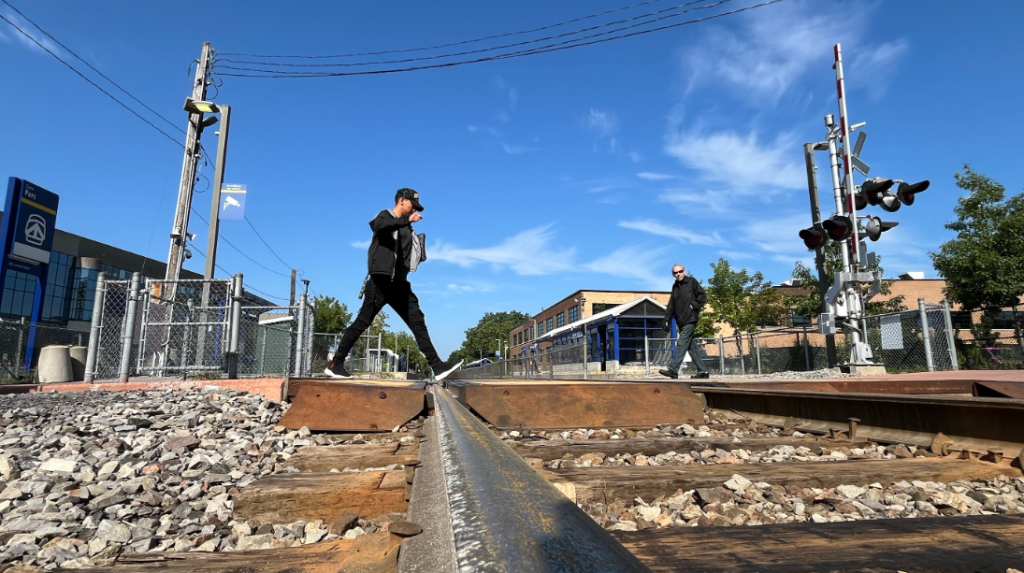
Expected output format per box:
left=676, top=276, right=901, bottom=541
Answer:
left=863, top=215, right=898, bottom=241
left=799, top=226, right=827, bottom=249
left=822, top=215, right=854, bottom=241
left=897, top=180, right=930, bottom=206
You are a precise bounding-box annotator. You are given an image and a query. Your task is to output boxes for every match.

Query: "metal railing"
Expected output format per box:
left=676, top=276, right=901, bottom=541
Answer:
left=451, top=298, right=982, bottom=380
left=84, top=273, right=314, bottom=381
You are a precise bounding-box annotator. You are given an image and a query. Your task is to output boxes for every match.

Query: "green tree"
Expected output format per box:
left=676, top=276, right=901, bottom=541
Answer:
left=706, top=259, right=789, bottom=333
left=448, top=310, right=531, bottom=364
left=931, top=165, right=1024, bottom=310
left=385, top=330, right=428, bottom=374
left=790, top=240, right=905, bottom=320
left=312, top=295, right=352, bottom=333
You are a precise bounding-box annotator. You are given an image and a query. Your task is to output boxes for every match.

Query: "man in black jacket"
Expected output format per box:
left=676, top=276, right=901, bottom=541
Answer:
left=325, top=188, right=463, bottom=381
left=659, top=264, right=710, bottom=379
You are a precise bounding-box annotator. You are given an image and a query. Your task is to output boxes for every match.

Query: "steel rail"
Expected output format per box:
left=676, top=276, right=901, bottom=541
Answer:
left=695, top=386, right=1024, bottom=456
left=400, top=384, right=652, bottom=573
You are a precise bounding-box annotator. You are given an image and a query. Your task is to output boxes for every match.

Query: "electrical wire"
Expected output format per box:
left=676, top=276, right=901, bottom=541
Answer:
left=220, top=0, right=677, bottom=59
left=0, top=0, right=186, bottom=135
left=187, top=241, right=291, bottom=302
left=190, top=208, right=292, bottom=278
left=219, top=0, right=714, bottom=69
left=0, top=11, right=185, bottom=145
left=217, top=0, right=788, bottom=78
left=243, top=215, right=294, bottom=271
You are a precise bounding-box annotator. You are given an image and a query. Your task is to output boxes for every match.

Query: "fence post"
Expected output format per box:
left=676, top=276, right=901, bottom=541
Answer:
left=718, top=335, right=725, bottom=376
left=84, top=272, right=107, bottom=383
left=941, top=299, right=959, bottom=370
left=644, top=331, right=650, bottom=377
left=117, top=273, right=142, bottom=382
left=582, top=330, right=588, bottom=380
left=802, top=325, right=811, bottom=371
left=293, top=293, right=307, bottom=377
left=737, top=333, right=745, bottom=374
left=754, top=332, right=762, bottom=375
left=227, top=274, right=243, bottom=379
left=918, top=297, right=935, bottom=372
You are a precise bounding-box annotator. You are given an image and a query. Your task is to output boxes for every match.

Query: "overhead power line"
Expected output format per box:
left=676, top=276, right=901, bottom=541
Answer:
left=216, top=0, right=789, bottom=78
left=220, top=0, right=676, bottom=59
left=219, top=0, right=716, bottom=70
left=187, top=241, right=291, bottom=302
left=243, top=215, right=294, bottom=271
left=190, top=208, right=291, bottom=278
left=1, top=0, right=185, bottom=135
left=0, top=11, right=184, bottom=145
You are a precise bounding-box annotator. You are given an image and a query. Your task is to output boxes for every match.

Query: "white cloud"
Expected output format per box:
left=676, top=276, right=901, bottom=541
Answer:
left=850, top=40, right=909, bottom=100
left=682, top=1, right=907, bottom=105
left=627, top=151, right=644, bottom=163
left=584, top=109, right=618, bottom=138
left=619, top=218, right=723, bottom=247
left=446, top=282, right=497, bottom=293
left=350, top=239, right=370, bottom=249
left=636, top=172, right=676, bottom=181
left=509, top=88, right=519, bottom=109
left=663, top=127, right=804, bottom=191
left=719, top=249, right=759, bottom=261
left=430, top=225, right=575, bottom=276
left=502, top=143, right=537, bottom=155
left=582, top=245, right=670, bottom=290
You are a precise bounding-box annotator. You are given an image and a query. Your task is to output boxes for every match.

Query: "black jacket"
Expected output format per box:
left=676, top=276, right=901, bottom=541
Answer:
left=664, top=275, right=706, bottom=328
left=366, top=210, right=414, bottom=279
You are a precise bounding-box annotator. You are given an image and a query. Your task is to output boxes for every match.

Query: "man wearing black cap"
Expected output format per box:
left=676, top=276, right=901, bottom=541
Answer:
left=325, top=188, right=464, bottom=381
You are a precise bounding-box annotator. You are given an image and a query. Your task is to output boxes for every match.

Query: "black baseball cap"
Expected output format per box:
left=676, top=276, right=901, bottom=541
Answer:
left=396, top=188, right=424, bottom=212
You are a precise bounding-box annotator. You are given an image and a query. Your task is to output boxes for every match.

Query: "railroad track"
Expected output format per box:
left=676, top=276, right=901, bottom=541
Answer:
left=77, top=376, right=1024, bottom=572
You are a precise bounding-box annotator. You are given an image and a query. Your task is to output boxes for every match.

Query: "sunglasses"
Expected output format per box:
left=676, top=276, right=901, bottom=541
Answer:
left=672, top=270, right=685, bottom=275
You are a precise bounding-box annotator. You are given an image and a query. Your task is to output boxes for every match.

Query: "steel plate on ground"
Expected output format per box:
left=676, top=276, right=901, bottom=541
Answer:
left=279, top=379, right=426, bottom=432
left=457, top=382, right=704, bottom=429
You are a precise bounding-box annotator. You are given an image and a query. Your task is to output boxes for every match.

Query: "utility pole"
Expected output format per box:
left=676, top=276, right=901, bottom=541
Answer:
left=290, top=269, right=297, bottom=310
left=803, top=142, right=839, bottom=368
left=204, top=104, right=231, bottom=284
left=165, top=41, right=213, bottom=299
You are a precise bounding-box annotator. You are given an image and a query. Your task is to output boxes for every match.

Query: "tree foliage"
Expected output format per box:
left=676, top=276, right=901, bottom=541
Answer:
left=312, top=295, right=352, bottom=334
left=931, top=166, right=1024, bottom=310
left=706, top=259, right=789, bottom=333
left=790, top=239, right=905, bottom=320
left=447, top=310, right=531, bottom=364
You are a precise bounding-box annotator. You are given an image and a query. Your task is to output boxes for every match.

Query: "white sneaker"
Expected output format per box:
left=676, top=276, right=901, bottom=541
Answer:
left=432, top=359, right=464, bottom=382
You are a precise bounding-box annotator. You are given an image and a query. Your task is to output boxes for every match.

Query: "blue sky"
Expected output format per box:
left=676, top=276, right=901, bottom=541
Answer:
left=2, top=0, right=1023, bottom=356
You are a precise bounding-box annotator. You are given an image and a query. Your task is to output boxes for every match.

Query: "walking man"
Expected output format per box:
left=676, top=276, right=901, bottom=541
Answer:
left=325, top=188, right=463, bottom=381
left=660, top=264, right=710, bottom=380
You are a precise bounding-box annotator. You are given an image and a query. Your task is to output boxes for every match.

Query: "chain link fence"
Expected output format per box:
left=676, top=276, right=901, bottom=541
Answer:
left=310, top=331, right=422, bottom=377
left=0, top=320, right=90, bottom=381
left=450, top=298, right=996, bottom=380
left=84, top=272, right=314, bottom=381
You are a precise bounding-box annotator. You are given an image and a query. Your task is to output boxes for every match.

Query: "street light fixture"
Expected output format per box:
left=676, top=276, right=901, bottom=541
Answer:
left=184, top=98, right=220, bottom=114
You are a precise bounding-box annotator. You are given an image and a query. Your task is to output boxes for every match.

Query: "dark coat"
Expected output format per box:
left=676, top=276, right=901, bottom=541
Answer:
left=663, top=275, right=707, bottom=329
left=366, top=210, right=414, bottom=279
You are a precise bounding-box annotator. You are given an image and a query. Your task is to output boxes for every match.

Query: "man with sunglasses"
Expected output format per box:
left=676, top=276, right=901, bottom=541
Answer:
left=324, top=188, right=463, bottom=381
left=660, top=264, right=710, bottom=379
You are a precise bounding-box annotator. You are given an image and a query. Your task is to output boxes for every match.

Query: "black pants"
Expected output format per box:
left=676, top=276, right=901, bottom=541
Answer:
left=335, top=274, right=442, bottom=369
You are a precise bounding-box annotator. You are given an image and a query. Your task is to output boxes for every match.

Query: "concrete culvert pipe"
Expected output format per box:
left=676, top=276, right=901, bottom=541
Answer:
left=69, top=346, right=88, bottom=381
left=38, top=346, right=73, bottom=383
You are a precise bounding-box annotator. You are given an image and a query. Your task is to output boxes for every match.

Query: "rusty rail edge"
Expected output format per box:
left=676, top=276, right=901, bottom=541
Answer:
left=416, top=384, right=652, bottom=573
left=398, top=415, right=457, bottom=573
left=695, top=387, right=1024, bottom=457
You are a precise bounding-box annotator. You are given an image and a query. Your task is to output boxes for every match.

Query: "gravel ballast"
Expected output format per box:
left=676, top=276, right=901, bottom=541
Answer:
left=0, top=388, right=407, bottom=570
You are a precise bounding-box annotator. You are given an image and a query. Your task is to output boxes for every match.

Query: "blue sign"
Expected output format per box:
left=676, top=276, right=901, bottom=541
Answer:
left=0, top=177, right=60, bottom=374
left=220, top=183, right=246, bottom=220
left=11, top=181, right=58, bottom=264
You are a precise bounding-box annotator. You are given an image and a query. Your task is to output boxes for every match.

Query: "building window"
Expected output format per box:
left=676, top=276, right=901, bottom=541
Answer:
left=101, top=265, right=132, bottom=281
left=42, top=251, right=74, bottom=323
left=569, top=306, right=578, bottom=323
left=592, top=303, right=616, bottom=314
left=556, top=312, right=565, bottom=327
left=538, top=322, right=545, bottom=336
left=69, top=268, right=99, bottom=321
left=1, top=271, right=37, bottom=318
left=546, top=317, right=554, bottom=331
left=530, top=325, right=535, bottom=340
